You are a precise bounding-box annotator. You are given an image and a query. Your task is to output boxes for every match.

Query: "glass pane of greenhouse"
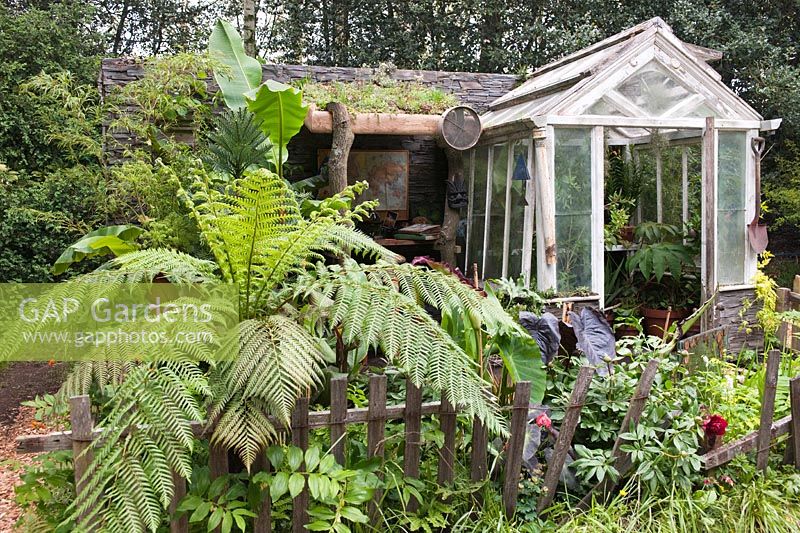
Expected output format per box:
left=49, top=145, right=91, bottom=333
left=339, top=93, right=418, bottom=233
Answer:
left=717, top=131, right=747, bottom=285
left=636, top=148, right=658, bottom=223
left=616, top=60, right=691, bottom=115
left=661, top=145, right=684, bottom=227
left=484, top=143, right=508, bottom=279
left=467, top=146, right=489, bottom=271
left=554, top=128, right=592, bottom=291
left=507, top=140, right=530, bottom=278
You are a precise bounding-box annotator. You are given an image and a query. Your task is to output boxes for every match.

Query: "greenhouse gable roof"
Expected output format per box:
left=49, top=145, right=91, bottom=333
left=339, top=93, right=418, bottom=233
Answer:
left=482, top=17, right=763, bottom=134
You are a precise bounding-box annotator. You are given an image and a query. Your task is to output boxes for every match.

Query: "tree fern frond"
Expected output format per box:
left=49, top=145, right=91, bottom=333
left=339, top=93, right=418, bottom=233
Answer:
left=207, top=316, right=327, bottom=468
left=67, top=362, right=205, bottom=532
left=318, top=224, right=400, bottom=263
left=93, top=248, right=219, bottom=284
left=308, top=271, right=506, bottom=435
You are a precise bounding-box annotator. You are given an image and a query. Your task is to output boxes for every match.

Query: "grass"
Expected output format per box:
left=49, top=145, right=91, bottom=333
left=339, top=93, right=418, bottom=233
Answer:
left=300, top=80, right=458, bottom=115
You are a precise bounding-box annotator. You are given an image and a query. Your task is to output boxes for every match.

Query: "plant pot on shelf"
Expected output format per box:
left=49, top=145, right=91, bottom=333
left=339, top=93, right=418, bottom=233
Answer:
left=642, top=307, right=690, bottom=338
left=619, top=225, right=636, bottom=243
left=614, top=324, right=640, bottom=339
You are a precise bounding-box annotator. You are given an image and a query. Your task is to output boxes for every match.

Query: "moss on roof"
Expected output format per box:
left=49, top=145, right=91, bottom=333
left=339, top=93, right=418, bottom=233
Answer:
left=301, top=80, right=458, bottom=115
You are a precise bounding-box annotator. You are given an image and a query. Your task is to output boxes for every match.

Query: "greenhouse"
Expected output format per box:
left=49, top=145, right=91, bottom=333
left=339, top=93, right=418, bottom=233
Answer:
left=464, top=18, right=781, bottom=325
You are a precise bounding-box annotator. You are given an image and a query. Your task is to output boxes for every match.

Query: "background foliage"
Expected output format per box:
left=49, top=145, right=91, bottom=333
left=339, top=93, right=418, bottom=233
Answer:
left=0, top=1, right=798, bottom=279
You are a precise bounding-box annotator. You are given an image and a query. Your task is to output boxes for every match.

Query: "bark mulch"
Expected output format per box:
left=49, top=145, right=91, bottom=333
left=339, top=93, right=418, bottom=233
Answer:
left=0, top=363, right=68, bottom=531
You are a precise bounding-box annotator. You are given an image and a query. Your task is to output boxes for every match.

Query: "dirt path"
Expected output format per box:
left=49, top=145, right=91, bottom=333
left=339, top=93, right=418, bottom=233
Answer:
left=0, top=363, right=68, bottom=531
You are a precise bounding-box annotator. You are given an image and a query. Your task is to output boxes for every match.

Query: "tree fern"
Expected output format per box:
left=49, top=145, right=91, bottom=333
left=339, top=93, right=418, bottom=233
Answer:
left=25, top=163, right=536, bottom=532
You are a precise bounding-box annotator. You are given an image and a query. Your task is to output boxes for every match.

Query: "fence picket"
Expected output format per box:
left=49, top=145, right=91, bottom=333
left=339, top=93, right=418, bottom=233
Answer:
left=291, top=396, right=310, bottom=533
left=757, top=349, right=781, bottom=471
left=70, top=395, right=94, bottom=529
left=470, top=416, right=488, bottom=482
left=789, top=377, right=800, bottom=469
left=437, top=396, right=457, bottom=485
left=368, top=374, right=387, bottom=519
left=502, top=381, right=531, bottom=518
left=169, top=469, right=189, bottom=533
left=403, top=380, right=422, bottom=512
left=330, top=376, right=348, bottom=465
left=252, top=454, right=271, bottom=533
left=537, top=366, right=595, bottom=513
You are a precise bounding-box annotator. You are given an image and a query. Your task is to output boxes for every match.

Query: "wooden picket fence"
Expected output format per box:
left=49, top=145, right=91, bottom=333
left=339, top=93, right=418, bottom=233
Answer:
left=16, top=346, right=800, bottom=530
left=776, top=275, right=800, bottom=351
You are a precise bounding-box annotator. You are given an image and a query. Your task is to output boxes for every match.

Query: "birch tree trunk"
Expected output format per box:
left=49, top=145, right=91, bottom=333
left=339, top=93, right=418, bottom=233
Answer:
left=243, top=0, right=258, bottom=57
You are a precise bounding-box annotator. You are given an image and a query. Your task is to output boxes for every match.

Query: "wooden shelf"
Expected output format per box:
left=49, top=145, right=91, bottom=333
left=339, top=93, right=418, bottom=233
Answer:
left=375, top=238, right=434, bottom=247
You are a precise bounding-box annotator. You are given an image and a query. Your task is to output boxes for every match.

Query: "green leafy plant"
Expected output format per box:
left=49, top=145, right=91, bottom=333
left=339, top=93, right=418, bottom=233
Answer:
left=203, top=109, right=271, bottom=181
left=208, top=20, right=263, bottom=111
left=209, top=23, right=308, bottom=178
left=14, top=451, right=76, bottom=533
left=176, top=468, right=256, bottom=533
left=252, top=445, right=379, bottom=532
left=52, top=224, right=142, bottom=275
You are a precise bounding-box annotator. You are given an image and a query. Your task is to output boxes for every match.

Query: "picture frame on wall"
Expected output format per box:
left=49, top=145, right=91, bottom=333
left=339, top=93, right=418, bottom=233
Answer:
left=317, top=149, right=410, bottom=220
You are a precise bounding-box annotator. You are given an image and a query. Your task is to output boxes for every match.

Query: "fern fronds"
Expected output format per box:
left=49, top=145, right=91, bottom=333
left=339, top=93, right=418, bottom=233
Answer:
left=69, top=362, right=206, bottom=532
left=93, top=248, right=219, bottom=284
left=307, top=269, right=506, bottom=435
left=207, top=316, right=328, bottom=467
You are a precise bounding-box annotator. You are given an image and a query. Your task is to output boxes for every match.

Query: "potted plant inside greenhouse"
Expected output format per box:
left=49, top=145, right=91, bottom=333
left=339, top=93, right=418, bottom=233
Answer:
left=626, top=222, right=700, bottom=336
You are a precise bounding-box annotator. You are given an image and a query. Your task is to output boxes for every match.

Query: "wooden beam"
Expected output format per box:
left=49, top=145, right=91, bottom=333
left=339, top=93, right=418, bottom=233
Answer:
left=304, top=108, right=442, bottom=135
left=536, top=115, right=763, bottom=130
left=70, top=396, right=94, bottom=529
left=701, top=117, right=716, bottom=331
left=436, top=141, right=464, bottom=265
left=535, top=130, right=557, bottom=291
left=17, top=401, right=451, bottom=454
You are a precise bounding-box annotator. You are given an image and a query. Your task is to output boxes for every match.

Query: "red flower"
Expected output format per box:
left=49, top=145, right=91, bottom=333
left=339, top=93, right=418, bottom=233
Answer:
left=702, top=414, right=728, bottom=437
left=534, top=413, right=552, bottom=429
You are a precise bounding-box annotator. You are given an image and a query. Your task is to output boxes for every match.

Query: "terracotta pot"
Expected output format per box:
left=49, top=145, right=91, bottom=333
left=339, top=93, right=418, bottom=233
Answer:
left=642, top=307, right=690, bottom=337
left=614, top=325, right=640, bottom=339
left=620, top=225, right=636, bottom=243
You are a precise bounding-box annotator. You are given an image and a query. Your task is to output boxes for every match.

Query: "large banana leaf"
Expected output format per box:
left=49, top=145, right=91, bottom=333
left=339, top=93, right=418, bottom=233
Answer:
left=209, top=20, right=263, bottom=110
left=53, top=225, right=142, bottom=275
left=246, top=80, right=309, bottom=176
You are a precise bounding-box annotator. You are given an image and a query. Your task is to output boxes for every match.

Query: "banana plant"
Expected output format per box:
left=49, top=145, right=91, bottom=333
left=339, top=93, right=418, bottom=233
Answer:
left=209, top=20, right=308, bottom=179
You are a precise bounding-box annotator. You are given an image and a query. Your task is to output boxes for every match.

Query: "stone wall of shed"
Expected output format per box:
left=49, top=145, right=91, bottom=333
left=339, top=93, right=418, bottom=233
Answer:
left=99, top=59, right=519, bottom=223
left=714, top=288, right=763, bottom=354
